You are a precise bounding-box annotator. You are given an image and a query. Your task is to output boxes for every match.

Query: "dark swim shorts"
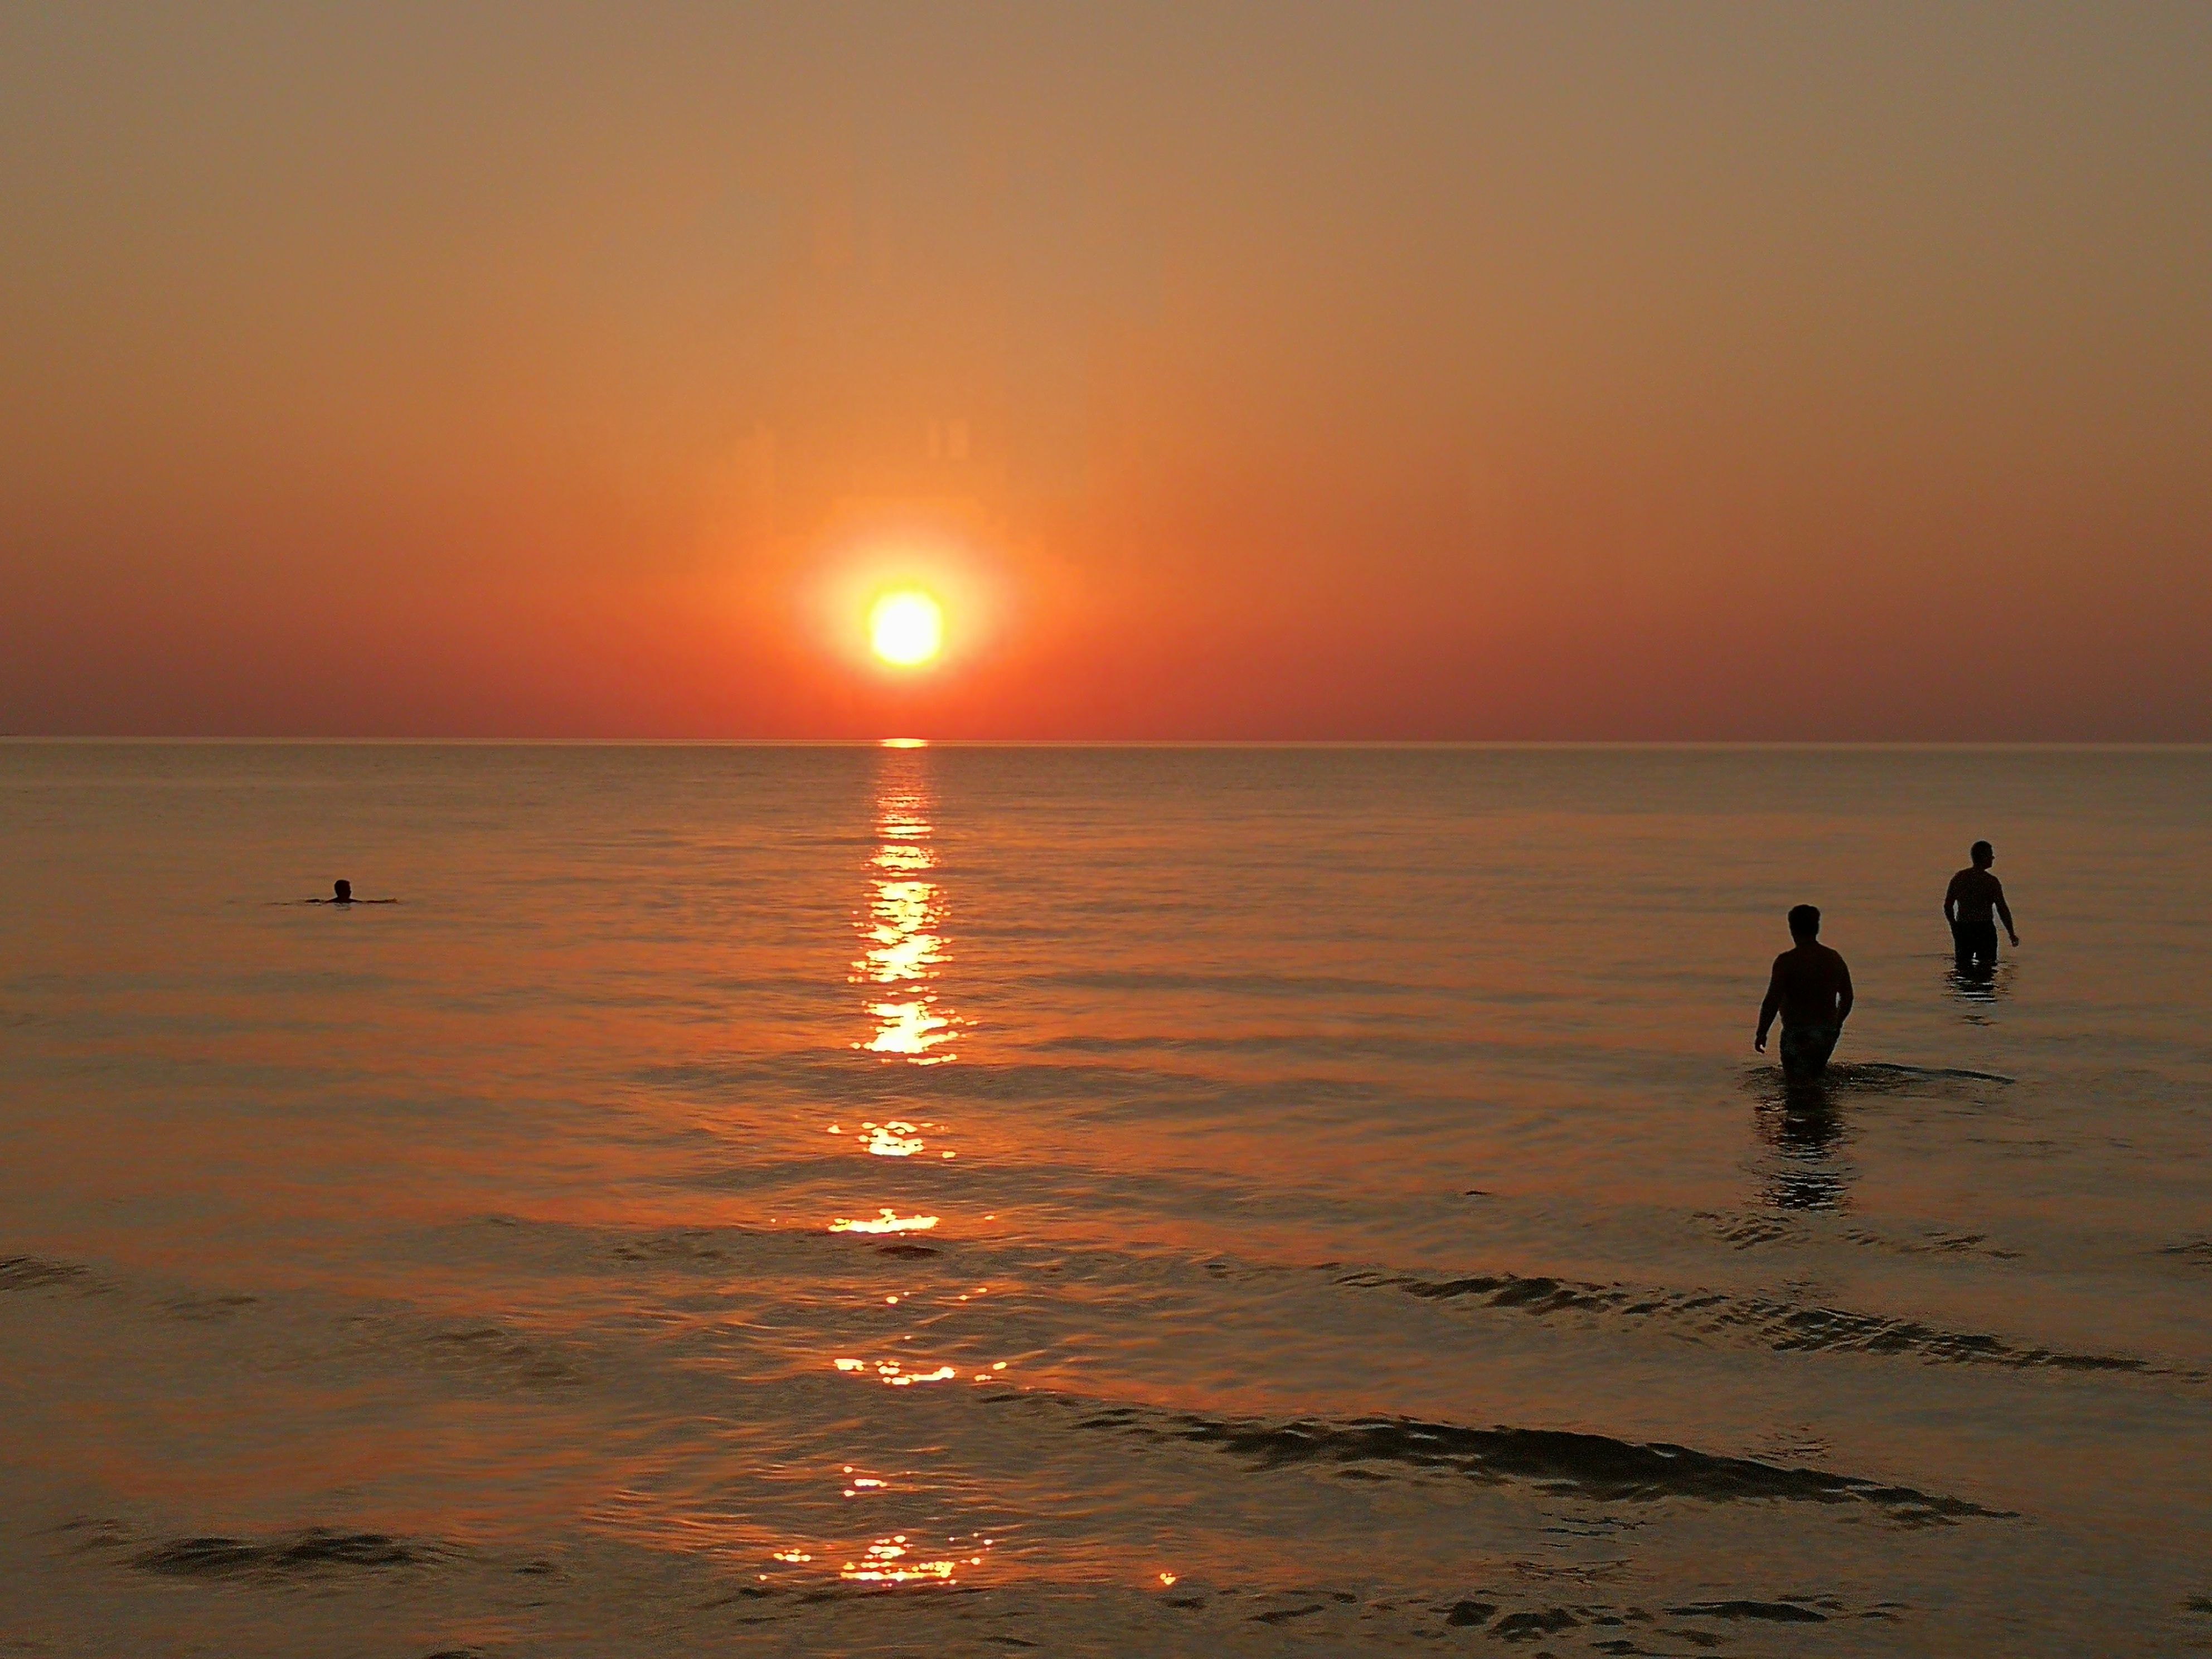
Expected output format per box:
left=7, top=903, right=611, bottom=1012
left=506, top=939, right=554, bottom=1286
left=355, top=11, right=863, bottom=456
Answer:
left=1779, top=1023, right=1840, bottom=1080
left=1952, top=920, right=2000, bottom=971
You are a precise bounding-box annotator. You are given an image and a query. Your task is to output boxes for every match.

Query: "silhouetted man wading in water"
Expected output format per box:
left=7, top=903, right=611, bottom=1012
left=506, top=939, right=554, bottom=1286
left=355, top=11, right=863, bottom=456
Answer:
left=1755, top=905, right=1854, bottom=1081
left=1944, top=841, right=2017, bottom=975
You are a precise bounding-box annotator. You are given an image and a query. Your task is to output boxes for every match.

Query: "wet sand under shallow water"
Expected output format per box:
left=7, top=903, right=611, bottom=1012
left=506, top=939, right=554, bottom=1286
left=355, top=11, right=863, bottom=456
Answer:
left=1, top=742, right=2209, bottom=1655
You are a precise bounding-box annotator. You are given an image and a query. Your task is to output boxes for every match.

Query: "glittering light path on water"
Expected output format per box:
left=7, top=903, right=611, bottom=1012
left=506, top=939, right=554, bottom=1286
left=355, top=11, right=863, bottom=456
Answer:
left=852, top=752, right=961, bottom=1065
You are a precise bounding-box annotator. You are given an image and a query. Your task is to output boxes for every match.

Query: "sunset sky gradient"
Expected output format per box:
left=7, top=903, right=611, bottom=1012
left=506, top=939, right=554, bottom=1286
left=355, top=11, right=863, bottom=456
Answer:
left=4, top=2, right=2208, bottom=739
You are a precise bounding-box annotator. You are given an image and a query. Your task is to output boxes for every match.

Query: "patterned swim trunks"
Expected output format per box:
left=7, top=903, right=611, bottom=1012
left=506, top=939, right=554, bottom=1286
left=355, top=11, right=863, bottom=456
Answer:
left=1779, top=1023, right=1840, bottom=1080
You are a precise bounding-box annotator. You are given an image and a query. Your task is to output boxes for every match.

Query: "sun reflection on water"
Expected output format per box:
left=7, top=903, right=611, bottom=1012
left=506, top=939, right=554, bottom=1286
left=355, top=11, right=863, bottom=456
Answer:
left=838, top=1535, right=988, bottom=1584
left=787, top=1459, right=993, bottom=1589
left=852, top=754, right=961, bottom=1064
left=828, top=1208, right=939, bottom=1234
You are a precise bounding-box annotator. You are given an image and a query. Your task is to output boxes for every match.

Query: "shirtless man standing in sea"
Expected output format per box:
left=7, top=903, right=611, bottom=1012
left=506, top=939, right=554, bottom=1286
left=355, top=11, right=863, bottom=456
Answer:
left=1944, top=840, right=2018, bottom=974
left=1754, top=904, right=1854, bottom=1081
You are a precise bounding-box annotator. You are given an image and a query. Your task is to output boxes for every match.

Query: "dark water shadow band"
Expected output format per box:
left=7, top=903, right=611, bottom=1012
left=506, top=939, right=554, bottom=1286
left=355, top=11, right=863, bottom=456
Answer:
left=0, top=1255, right=94, bottom=1293
left=1048, top=1399, right=2011, bottom=1524
left=132, top=1529, right=445, bottom=1577
left=1339, top=1268, right=2182, bottom=1379
left=1840, top=1061, right=2016, bottom=1085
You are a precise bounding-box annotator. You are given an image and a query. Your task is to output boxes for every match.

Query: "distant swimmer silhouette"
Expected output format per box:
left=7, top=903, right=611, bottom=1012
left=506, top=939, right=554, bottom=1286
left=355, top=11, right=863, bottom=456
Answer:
left=308, top=880, right=396, bottom=905
left=1754, top=904, right=1854, bottom=1081
left=1943, top=841, right=2017, bottom=976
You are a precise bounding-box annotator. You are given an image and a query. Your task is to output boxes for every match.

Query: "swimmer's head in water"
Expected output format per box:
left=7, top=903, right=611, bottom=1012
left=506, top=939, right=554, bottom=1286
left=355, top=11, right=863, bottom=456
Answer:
left=1788, top=903, right=1821, bottom=940
left=333, top=880, right=352, bottom=903
left=1971, top=840, right=1993, bottom=867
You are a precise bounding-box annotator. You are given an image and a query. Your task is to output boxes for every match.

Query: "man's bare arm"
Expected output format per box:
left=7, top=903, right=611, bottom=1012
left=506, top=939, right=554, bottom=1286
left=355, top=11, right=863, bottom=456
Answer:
left=1994, top=879, right=2017, bottom=944
left=1835, top=958, right=1854, bottom=1026
left=1755, top=961, right=1783, bottom=1051
left=1943, top=870, right=1964, bottom=924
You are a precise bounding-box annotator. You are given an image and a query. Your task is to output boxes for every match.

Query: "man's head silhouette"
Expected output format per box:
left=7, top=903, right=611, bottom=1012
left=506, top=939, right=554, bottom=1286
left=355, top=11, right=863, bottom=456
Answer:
left=1788, top=904, right=1821, bottom=941
left=333, top=880, right=352, bottom=903
left=1971, top=841, right=1993, bottom=868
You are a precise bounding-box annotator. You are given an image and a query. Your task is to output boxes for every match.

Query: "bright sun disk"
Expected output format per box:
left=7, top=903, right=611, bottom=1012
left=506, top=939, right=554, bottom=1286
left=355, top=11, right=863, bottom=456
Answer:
left=870, top=591, right=944, bottom=667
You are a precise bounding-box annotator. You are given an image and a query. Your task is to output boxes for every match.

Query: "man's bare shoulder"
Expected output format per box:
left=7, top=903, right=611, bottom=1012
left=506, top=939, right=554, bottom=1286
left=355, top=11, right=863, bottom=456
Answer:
left=1776, top=940, right=1842, bottom=966
left=1775, top=944, right=1844, bottom=971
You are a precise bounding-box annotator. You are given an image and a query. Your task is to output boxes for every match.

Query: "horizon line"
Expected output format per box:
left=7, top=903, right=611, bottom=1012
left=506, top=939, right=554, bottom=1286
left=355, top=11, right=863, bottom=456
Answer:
left=3, top=736, right=2208, bottom=753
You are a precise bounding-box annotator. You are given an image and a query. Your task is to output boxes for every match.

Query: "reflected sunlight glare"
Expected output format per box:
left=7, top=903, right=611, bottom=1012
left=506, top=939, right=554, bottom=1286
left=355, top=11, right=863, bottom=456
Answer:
left=827, top=1209, right=940, bottom=1234
left=853, top=1117, right=953, bottom=1157
left=831, top=1355, right=964, bottom=1387
left=840, top=1537, right=960, bottom=1584
left=851, top=753, right=961, bottom=1065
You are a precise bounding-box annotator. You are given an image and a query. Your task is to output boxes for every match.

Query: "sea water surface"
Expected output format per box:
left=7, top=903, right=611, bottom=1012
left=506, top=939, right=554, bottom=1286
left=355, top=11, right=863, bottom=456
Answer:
left=2, top=743, right=2208, bottom=1656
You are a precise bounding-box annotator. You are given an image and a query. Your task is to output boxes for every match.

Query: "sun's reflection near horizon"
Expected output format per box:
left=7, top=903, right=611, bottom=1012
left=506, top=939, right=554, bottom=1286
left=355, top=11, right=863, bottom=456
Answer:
left=852, top=749, right=961, bottom=1064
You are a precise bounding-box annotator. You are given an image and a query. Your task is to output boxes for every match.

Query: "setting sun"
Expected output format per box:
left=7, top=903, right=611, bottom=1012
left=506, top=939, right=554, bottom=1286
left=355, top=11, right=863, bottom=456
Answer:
left=869, top=591, right=944, bottom=667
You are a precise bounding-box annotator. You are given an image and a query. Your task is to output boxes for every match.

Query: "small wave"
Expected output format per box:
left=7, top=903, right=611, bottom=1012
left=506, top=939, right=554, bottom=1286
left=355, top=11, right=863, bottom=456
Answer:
left=1038, top=968, right=1408, bottom=998
left=1181, top=1584, right=1899, bottom=1643
left=609, top=1228, right=749, bottom=1264
left=1742, top=1060, right=2015, bottom=1101
left=418, top=1323, right=584, bottom=1390
left=1058, top=1400, right=2006, bottom=1522
left=337, top=1312, right=586, bottom=1393
left=1248, top=1599, right=1338, bottom=1624
left=1490, top=1607, right=1582, bottom=1638
left=134, top=1529, right=445, bottom=1577
left=2161, top=1238, right=2212, bottom=1270
left=1697, top=1212, right=1803, bottom=1250
left=1843, top=1227, right=2023, bottom=1261
left=1341, top=1268, right=2162, bottom=1376
left=1807, top=1061, right=2017, bottom=1091
left=1847, top=1061, right=2016, bottom=1084
left=166, top=1291, right=259, bottom=1321
left=0, top=1254, right=93, bottom=1293
left=1668, top=1598, right=1830, bottom=1622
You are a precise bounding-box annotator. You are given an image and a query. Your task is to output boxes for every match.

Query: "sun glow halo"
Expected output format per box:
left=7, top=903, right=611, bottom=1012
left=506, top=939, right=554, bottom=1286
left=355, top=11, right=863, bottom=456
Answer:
left=869, top=591, right=944, bottom=667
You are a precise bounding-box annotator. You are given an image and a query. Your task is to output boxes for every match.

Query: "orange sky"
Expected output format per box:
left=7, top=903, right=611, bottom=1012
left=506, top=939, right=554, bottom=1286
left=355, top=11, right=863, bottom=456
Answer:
left=3, top=3, right=2208, bottom=738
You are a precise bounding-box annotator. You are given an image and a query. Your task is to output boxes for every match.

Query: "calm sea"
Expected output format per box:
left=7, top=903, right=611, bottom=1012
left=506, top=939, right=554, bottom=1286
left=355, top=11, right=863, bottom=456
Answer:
left=2, top=743, right=2208, bottom=1656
